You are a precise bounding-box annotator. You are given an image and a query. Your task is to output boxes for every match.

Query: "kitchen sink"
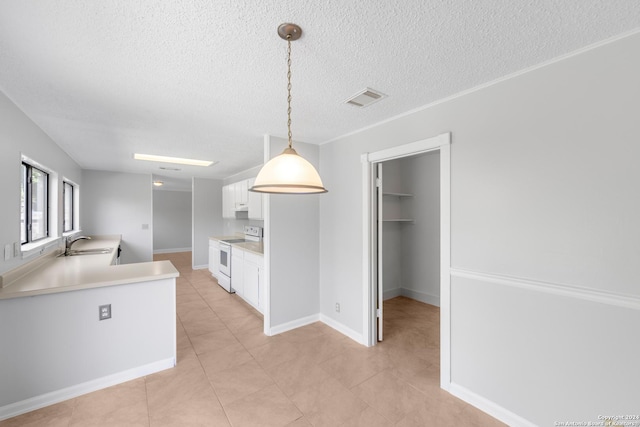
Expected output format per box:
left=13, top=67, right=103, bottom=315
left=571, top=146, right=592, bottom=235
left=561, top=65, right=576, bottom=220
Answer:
left=63, top=248, right=112, bottom=256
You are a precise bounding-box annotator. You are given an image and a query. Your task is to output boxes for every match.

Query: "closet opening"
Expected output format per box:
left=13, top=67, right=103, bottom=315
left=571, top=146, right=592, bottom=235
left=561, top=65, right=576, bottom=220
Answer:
left=361, top=132, right=451, bottom=389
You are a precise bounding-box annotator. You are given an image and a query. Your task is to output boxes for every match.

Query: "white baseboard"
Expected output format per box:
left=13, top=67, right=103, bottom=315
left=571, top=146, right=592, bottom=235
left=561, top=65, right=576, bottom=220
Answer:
left=383, top=288, right=402, bottom=300
left=319, top=314, right=365, bottom=345
left=267, top=313, right=366, bottom=347
left=192, top=264, right=208, bottom=270
left=0, top=357, right=175, bottom=421
left=401, top=288, right=440, bottom=307
left=269, top=314, right=320, bottom=336
left=449, top=382, right=536, bottom=427
left=383, top=287, right=440, bottom=306
left=153, top=247, right=191, bottom=254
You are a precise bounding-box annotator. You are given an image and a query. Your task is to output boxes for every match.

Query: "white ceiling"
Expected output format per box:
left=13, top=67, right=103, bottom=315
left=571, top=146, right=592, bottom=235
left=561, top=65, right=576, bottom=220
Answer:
left=1, top=1, right=639, bottom=190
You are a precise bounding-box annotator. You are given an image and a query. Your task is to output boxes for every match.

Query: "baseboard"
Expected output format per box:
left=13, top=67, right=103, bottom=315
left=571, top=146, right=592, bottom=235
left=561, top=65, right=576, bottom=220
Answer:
left=448, top=382, right=536, bottom=427
left=192, top=264, right=208, bottom=270
left=319, top=314, right=365, bottom=345
left=153, top=248, right=190, bottom=254
left=269, top=314, right=320, bottom=336
left=267, top=312, right=366, bottom=346
left=0, top=357, right=175, bottom=421
left=400, top=288, right=440, bottom=307
left=383, top=288, right=402, bottom=300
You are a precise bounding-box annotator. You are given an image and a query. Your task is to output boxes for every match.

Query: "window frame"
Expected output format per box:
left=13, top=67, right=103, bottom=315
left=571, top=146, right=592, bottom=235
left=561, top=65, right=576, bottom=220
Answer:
left=21, top=161, right=50, bottom=244
left=62, top=180, right=75, bottom=233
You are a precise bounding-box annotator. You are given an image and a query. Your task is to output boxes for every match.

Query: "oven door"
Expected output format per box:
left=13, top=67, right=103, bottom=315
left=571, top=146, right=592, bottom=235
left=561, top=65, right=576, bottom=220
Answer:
left=219, top=243, right=231, bottom=277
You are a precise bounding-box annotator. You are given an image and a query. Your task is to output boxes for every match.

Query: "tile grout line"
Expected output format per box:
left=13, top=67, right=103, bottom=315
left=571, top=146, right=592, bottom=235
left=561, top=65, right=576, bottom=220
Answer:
left=182, top=271, right=236, bottom=427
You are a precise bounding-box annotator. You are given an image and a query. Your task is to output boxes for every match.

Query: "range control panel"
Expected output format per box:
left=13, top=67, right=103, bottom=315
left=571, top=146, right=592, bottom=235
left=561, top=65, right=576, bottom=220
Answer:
left=244, top=226, right=263, bottom=239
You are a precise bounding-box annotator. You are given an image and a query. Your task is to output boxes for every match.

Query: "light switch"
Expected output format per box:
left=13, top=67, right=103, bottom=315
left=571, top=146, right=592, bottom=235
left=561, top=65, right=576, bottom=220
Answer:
left=4, top=244, right=11, bottom=261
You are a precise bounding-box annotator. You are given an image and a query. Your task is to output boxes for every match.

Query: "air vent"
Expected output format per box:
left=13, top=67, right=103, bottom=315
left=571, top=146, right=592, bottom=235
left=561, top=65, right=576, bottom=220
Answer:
left=345, top=88, right=386, bottom=108
left=159, top=166, right=181, bottom=171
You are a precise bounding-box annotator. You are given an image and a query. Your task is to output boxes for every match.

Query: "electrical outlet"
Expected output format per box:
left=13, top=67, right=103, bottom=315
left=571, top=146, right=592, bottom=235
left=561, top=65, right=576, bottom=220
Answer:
left=335, top=303, right=340, bottom=313
left=13, top=242, right=20, bottom=257
left=4, top=244, right=11, bottom=261
left=99, top=304, right=112, bottom=320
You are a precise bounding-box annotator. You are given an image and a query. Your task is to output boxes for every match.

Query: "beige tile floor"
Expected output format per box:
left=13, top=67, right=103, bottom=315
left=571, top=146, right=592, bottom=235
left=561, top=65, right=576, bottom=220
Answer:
left=0, top=252, right=505, bottom=427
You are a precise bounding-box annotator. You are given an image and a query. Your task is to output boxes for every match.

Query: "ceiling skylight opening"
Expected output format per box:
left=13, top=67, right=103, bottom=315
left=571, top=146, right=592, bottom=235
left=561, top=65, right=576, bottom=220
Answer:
left=344, top=87, right=387, bottom=108
left=134, top=153, right=214, bottom=167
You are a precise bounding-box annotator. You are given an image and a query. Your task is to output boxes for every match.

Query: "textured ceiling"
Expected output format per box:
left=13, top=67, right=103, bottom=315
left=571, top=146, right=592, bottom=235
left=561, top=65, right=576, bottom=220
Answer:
left=1, top=1, right=639, bottom=189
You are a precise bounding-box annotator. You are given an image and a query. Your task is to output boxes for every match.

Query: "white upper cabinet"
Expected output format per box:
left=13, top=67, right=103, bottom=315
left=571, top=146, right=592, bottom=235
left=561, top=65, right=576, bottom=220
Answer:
left=222, top=178, right=263, bottom=220
left=235, top=180, right=248, bottom=209
left=222, top=184, right=235, bottom=218
left=248, top=178, right=264, bottom=220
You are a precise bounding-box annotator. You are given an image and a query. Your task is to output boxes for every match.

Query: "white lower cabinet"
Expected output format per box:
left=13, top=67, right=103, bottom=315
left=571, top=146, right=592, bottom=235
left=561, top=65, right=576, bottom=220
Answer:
left=231, top=249, right=244, bottom=296
left=242, top=252, right=262, bottom=310
left=208, top=239, right=220, bottom=278
left=231, top=247, right=264, bottom=313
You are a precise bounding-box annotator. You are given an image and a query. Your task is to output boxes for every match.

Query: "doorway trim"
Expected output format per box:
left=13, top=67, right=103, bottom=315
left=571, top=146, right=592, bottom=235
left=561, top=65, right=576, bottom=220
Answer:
left=361, top=132, right=451, bottom=390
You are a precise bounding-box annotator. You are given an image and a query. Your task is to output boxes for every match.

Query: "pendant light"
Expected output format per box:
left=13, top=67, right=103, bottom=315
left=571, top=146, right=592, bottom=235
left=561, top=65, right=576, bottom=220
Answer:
left=249, top=23, right=327, bottom=194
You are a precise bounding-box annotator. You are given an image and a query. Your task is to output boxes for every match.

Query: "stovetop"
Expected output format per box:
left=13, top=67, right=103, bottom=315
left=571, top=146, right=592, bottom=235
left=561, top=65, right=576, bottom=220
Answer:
left=221, top=238, right=248, bottom=244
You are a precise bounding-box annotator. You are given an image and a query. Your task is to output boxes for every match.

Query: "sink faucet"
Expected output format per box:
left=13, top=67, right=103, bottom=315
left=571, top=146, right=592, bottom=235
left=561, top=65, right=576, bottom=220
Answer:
left=65, top=235, right=92, bottom=255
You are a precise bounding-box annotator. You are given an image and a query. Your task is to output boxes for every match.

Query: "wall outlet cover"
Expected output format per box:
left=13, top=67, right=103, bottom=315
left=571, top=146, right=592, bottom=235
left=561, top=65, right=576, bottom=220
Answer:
left=99, top=304, right=112, bottom=320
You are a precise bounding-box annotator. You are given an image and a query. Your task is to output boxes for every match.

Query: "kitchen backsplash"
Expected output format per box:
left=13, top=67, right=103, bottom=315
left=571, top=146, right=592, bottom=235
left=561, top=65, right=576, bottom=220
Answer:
left=223, top=218, right=263, bottom=235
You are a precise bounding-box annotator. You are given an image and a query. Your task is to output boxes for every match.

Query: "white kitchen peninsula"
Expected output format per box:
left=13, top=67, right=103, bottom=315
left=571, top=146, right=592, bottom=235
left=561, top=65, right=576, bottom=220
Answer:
left=0, top=235, right=178, bottom=421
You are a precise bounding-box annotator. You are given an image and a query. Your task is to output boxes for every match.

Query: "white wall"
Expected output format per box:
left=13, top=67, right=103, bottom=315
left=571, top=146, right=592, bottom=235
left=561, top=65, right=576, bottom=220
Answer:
left=400, top=152, right=440, bottom=304
left=381, top=153, right=440, bottom=305
left=318, top=32, right=640, bottom=425
left=0, top=278, right=175, bottom=418
left=266, top=136, right=321, bottom=331
left=153, top=189, right=192, bottom=253
left=192, top=177, right=223, bottom=268
left=0, top=90, right=82, bottom=274
left=81, top=170, right=153, bottom=264
left=381, top=159, right=404, bottom=299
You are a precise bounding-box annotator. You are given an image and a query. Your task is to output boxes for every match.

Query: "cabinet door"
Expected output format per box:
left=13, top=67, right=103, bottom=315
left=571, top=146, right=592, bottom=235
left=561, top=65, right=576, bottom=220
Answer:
left=258, top=263, right=263, bottom=311
left=248, top=178, right=263, bottom=220
left=208, top=242, right=220, bottom=277
left=243, top=261, right=260, bottom=310
left=222, top=185, right=234, bottom=218
left=231, top=250, right=244, bottom=295
left=234, top=180, right=249, bottom=208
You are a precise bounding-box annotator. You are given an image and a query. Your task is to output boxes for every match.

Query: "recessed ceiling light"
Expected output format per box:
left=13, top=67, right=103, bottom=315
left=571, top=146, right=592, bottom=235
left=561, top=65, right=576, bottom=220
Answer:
left=134, top=153, right=214, bottom=167
left=153, top=180, right=164, bottom=187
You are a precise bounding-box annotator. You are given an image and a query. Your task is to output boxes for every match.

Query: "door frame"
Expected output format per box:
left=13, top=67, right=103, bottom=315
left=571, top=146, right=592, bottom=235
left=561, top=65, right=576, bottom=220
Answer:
left=361, top=132, right=451, bottom=390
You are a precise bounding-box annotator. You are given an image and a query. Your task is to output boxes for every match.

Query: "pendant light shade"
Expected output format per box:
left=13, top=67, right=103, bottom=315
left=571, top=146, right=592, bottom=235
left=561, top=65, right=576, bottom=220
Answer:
left=251, top=147, right=327, bottom=194
left=249, top=23, right=327, bottom=195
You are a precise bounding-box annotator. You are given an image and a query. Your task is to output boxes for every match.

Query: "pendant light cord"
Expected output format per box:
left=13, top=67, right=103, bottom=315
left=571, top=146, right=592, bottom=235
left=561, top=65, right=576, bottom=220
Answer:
left=286, top=36, right=293, bottom=149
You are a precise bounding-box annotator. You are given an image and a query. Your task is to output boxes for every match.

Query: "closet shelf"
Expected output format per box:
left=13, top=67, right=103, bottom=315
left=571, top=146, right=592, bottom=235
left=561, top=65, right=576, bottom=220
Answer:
left=382, top=192, right=413, bottom=198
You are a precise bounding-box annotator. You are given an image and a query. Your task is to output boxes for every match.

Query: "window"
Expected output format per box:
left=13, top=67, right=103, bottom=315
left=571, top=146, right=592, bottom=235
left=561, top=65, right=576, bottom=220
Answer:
left=21, top=162, right=49, bottom=244
left=63, top=181, right=74, bottom=233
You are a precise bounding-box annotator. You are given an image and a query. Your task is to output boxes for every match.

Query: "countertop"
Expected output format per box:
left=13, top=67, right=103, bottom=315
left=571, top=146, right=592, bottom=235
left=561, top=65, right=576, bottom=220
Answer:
left=0, top=235, right=179, bottom=300
left=210, top=236, right=264, bottom=256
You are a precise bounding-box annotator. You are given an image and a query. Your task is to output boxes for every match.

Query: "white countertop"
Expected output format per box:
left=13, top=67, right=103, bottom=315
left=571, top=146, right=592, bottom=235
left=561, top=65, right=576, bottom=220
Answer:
left=0, top=235, right=179, bottom=300
left=209, top=236, right=264, bottom=256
